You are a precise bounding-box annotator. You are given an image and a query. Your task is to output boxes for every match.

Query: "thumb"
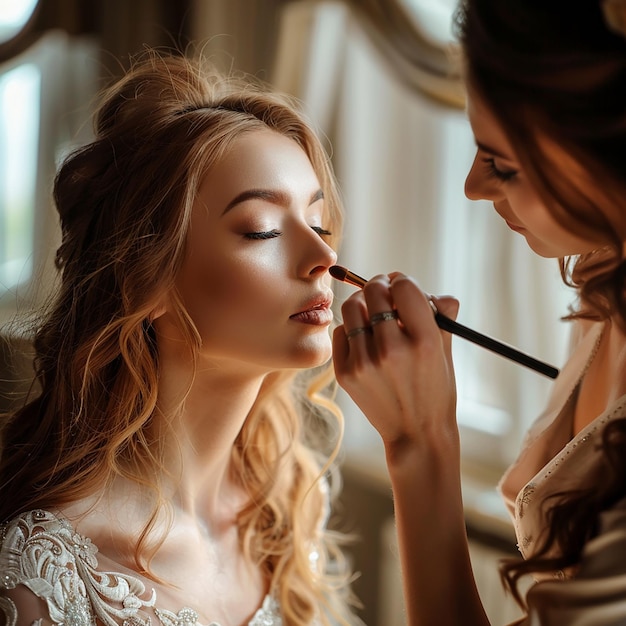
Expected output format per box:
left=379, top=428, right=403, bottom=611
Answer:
left=430, top=295, right=460, bottom=355
left=332, top=325, right=349, bottom=376
left=431, top=295, right=459, bottom=321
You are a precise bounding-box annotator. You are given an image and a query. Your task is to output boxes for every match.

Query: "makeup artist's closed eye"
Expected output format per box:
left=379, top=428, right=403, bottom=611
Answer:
left=482, top=157, right=517, bottom=182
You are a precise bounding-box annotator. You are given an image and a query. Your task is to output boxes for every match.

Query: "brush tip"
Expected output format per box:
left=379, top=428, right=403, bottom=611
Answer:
left=329, top=265, right=348, bottom=280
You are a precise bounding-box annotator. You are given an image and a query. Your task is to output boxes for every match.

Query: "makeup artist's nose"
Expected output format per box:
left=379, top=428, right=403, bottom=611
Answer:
left=464, top=154, right=485, bottom=200
left=298, top=227, right=337, bottom=278
left=465, top=153, right=501, bottom=202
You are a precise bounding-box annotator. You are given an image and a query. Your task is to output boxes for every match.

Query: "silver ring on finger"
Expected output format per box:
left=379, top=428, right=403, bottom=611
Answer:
left=369, top=310, right=399, bottom=326
left=346, top=326, right=372, bottom=340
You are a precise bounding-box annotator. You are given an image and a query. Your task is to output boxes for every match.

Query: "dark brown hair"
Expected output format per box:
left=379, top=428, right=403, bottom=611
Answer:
left=455, top=0, right=626, bottom=606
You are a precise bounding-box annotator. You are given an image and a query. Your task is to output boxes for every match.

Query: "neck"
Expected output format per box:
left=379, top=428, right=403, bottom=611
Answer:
left=156, top=350, right=270, bottom=519
left=574, top=317, right=626, bottom=435
left=60, top=340, right=281, bottom=566
left=604, top=317, right=626, bottom=404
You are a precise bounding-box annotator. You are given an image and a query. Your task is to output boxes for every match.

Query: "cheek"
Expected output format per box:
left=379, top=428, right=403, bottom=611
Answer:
left=508, top=187, right=544, bottom=223
left=181, top=248, right=289, bottom=332
left=214, top=249, right=287, bottom=303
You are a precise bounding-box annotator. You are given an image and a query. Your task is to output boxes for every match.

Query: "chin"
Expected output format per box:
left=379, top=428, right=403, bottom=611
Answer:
left=291, top=340, right=333, bottom=370
left=525, top=238, right=562, bottom=259
left=298, top=350, right=333, bottom=370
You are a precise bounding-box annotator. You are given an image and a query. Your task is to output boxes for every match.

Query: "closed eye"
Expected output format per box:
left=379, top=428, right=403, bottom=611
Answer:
left=243, top=229, right=282, bottom=240
left=482, top=158, right=517, bottom=182
left=312, top=226, right=332, bottom=237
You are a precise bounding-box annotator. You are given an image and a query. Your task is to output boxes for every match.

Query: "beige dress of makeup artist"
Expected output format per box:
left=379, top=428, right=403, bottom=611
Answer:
left=498, top=319, right=626, bottom=625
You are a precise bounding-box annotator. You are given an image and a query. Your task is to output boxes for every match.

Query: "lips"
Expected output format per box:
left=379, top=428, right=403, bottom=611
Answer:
left=505, top=220, right=524, bottom=233
left=290, top=293, right=334, bottom=325
left=494, top=203, right=524, bottom=233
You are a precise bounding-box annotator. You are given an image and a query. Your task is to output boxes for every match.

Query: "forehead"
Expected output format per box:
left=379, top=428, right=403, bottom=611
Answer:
left=211, top=129, right=317, bottom=184
left=466, top=87, right=577, bottom=175
left=465, top=87, right=517, bottom=158
left=193, top=129, right=324, bottom=215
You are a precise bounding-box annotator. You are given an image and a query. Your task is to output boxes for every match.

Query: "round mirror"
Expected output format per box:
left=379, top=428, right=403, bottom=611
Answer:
left=0, top=0, right=40, bottom=45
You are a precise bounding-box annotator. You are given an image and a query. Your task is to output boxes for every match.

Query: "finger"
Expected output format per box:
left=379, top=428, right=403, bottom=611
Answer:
left=361, top=275, right=403, bottom=344
left=339, top=293, right=373, bottom=357
left=388, top=274, right=438, bottom=339
left=332, top=325, right=349, bottom=375
left=429, top=295, right=460, bottom=355
left=430, top=295, right=459, bottom=321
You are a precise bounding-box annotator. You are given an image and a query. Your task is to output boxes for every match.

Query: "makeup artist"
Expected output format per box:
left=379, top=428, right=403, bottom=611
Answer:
left=333, top=0, right=626, bottom=624
left=0, top=51, right=364, bottom=626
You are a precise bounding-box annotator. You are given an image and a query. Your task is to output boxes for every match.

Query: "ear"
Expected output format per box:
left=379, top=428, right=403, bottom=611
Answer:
left=149, top=300, right=169, bottom=322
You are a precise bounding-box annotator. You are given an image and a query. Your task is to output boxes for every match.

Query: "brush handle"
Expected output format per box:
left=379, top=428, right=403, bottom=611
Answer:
left=433, top=312, right=559, bottom=379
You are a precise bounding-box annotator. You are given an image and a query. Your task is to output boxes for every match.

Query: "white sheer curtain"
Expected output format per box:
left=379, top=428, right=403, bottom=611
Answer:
left=273, top=1, right=574, bottom=467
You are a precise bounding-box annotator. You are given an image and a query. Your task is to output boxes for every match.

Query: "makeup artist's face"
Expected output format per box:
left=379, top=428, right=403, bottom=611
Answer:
left=464, top=88, right=596, bottom=258
left=169, top=129, right=337, bottom=373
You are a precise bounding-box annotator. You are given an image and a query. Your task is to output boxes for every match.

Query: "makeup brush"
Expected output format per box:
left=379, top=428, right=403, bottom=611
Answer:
left=329, top=265, right=559, bottom=379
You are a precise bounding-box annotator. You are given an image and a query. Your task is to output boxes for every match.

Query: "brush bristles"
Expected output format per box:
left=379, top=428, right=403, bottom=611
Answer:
left=329, top=265, right=349, bottom=281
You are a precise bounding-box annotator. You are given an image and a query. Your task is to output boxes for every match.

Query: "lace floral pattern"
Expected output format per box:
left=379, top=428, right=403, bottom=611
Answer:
left=0, top=510, right=283, bottom=626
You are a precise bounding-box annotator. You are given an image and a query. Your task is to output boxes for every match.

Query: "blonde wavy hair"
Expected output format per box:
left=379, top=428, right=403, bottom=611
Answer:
left=0, top=51, right=359, bottom=624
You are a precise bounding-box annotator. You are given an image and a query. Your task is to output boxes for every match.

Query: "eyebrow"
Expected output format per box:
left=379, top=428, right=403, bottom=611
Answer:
left=222, top=188, right=324, bottom=215
left=475, top=141, right=515, bottom=162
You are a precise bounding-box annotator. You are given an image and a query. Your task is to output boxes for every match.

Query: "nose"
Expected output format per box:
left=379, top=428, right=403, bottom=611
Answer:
left=464, top=153, right=485, bottom=201
left=298, top=226, right=338, bottom=278
left=464, top=152, right=503, bottom=202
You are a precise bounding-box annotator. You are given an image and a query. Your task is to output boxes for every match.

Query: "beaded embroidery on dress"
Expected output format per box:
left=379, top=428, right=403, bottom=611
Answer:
left=0, top=510, right=283, bottom=626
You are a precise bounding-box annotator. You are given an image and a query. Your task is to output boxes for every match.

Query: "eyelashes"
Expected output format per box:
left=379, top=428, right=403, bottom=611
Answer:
left=244, top=229, right=282, bottom=240
left=311, top=226, right=332, bottom=237
left=244, top=226, right=332, bottom=240
left=482, top=157, right=518, bottom=182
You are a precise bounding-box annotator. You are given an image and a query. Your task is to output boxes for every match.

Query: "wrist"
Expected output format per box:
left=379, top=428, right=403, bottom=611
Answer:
left=383, top=426, right=461, bottom=486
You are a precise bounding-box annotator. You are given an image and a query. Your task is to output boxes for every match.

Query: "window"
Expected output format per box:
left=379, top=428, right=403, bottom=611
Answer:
left=0, top=31, right=98, bottom=318
left=0, top=0, right=42, bottom=298
left=401, top=0, right=459, bottom=47
left=0, top=0, right=39, bottom=43
left=0, top=62, right=40, bottom=293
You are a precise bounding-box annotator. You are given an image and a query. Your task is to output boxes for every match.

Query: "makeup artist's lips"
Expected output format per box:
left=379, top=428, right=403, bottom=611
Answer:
left=494, top=204, right=524, bottom=233
left=290, top=293, right=334, bottom=325
left=505, top=220, right=525, bottom=233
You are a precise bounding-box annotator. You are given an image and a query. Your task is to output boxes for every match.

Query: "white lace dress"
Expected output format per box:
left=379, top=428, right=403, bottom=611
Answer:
left=0, top=510, right=283, bottom=626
